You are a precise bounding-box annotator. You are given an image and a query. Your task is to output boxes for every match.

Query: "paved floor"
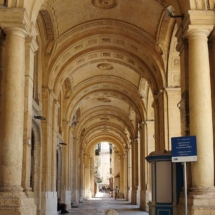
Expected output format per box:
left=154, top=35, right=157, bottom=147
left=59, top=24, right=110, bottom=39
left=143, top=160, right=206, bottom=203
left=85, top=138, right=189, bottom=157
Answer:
left=67, top=193, right=149, bottom=215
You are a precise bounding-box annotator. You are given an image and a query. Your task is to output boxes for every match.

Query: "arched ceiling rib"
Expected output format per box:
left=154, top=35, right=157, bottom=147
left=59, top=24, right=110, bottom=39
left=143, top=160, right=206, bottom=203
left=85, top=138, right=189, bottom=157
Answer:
left=76, top=107, right=135, bottom=137
left=46, top=23, right=166, bottom=92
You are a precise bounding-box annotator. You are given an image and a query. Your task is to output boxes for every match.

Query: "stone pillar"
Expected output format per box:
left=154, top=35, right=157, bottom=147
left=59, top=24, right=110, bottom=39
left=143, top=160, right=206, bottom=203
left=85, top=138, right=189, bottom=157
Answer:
left=127, top=147, right=132, bottom=201
left=0, top=27, right=36, bottom=214
left=113, top=147, right=120, bottom=189
left=153, top=92, right=165, bottom=151
left=210, top=31, right=215, bottom=187
left=123, top=150, right=128, bottom=200
left=41, top=88, right=57, bottom=215
left=22, top=34, right=38, bottom=197
left=176, top=20, right=215, bottom=214
left=62, top=121, right=71, bottom=208
left=79, top=148, right=84, bottom=202
left=131, top=139, right=138, bottom=204
left=0, top=30, right=5, bottom=145
left=1, top=27, right=26, bottom=192
left=90, top=150, right=95, bottom=198
left=71, top=137, right=79, bottom=203
left=186, top=26, right=214, bottom=189
left=84, top=155, right=91, bottom=199
left=52, top=100, right=59, bottom=192
left=119, top=155, right=124, bottom=198
left=165, top=88, right=181, bottom=144
left=139, top=123, right=147, bottom=210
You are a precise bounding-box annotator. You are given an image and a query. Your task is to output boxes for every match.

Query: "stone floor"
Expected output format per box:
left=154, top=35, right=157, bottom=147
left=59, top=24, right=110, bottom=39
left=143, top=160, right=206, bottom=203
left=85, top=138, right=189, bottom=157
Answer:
left=67, top=193, right=149, bottom=215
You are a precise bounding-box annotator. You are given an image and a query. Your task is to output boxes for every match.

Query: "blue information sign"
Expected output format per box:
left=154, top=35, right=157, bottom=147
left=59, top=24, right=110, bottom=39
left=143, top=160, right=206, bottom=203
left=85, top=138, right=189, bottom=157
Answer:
left=171, top=136, right=197, bottom=162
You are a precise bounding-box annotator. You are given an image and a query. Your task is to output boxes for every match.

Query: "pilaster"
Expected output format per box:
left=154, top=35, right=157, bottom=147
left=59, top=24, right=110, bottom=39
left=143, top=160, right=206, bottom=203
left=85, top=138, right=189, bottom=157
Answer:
left=131, top=138, right=138, bottom=204
left=119, top=155, right=125, bottom=198
left=84, top=154, right=91, bottom=199
left=90, top=151, right=95, bottom=198
left=165, top=87, right=181, bottom=145
left=22, top=31, right=39, bottom=198
left=79, top=147, right=84, bottom=203
left=154, top=90, right=165, bottom=151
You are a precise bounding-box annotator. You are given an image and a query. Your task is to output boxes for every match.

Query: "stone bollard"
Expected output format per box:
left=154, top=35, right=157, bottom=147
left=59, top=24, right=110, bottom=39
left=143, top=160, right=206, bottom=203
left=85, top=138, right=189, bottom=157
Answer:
left=105, top=209, right=118, bottom=215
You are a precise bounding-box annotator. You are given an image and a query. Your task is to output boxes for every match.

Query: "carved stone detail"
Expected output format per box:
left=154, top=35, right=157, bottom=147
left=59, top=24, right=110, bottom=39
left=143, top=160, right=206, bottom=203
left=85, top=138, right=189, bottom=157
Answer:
left=158, top=13, right=171, bottom=42
left=40, top=10, right=55, bottom=40
left=92, top=0, right=118, bottom=9
left=98, top=98, right=111, bottom=102
left=97, top=63, right=113, bottom=70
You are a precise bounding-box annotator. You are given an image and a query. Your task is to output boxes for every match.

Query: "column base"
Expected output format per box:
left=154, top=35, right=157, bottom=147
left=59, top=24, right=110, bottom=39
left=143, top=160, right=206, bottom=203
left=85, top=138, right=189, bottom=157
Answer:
left=127, top=187, right=132, bottom=202
left=65, top=190, right=72, bottom=210
left=177, top=188, right=215, bottom=215
left=131, top=189, right=137, bottom=204
left=41, top=191, right=58, bottom=215
left=0, top=192, right=36, bottom=215
left=140, top=190, right=149, bottom=212
left=136, top=189, right=141, bottom=206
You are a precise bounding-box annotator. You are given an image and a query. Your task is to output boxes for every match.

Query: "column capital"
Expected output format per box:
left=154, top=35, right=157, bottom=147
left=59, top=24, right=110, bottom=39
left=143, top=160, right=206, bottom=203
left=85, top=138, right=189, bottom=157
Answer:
left=185, top=25, right=213, bottom=39
left=176, top=10, right=214, bottom=39
left=3, top=27, right=27, bottom=39
left=0, top=8, right=33, bottom=36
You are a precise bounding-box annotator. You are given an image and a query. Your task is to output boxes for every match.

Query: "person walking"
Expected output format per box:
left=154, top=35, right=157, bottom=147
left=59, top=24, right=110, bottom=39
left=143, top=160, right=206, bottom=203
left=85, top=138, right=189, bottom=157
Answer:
left=114, top=186, right=119, bottom=200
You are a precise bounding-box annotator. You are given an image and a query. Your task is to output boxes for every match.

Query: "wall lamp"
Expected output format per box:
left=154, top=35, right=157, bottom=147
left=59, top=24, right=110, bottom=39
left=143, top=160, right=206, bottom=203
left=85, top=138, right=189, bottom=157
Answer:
left=59, top=143, right=67, bottom=146
left=34, top=116, right=46, bottom=120
left=166, top=6, right=184, bottom=20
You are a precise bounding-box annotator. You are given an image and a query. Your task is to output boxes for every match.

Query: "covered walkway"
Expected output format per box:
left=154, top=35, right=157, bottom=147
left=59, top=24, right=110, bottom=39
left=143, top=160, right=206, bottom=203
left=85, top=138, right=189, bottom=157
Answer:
left=68, top=193, right=148, bottom=215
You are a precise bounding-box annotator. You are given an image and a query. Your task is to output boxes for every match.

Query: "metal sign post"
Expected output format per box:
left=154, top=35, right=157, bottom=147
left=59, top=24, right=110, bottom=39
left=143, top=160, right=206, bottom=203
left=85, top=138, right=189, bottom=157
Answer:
left=184, top=162, right=187, bottom=215
left=171, top=136, right=197, bottom=215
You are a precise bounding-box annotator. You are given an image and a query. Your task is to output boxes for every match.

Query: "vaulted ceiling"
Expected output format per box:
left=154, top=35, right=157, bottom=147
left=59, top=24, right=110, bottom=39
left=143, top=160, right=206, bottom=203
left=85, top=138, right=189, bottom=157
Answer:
left=37, top=0, right=179, bottom=152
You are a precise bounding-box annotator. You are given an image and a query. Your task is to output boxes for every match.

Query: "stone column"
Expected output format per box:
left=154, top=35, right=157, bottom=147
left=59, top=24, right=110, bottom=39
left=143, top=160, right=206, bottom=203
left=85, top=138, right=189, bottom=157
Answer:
left=0, top=28, right=26, bottom=192
left=210, top=32, right=215, bottom=187
left=89, top=149, right=95, bottom=198
left=127, top=147, right=132, bottom=201
left=71, top=137, right=79, bottom=203
left=119, top=155, right=124, bottom=197
left=0, top=27, right=36, bottom=214
left=131, top=139, right=138, bottom=204
left=79, top=148, right=84, bottom=202
left=22, top=34, right=38, bottom=197
left=153, top=92, right=165, bottom=151
left=123, top=150, right=128, bottom=200
left=186, top=26, right=214, bottom=189
left=139, top=123, right=146, bottom=210
left=84, top=155, right=91, bottom=199
left=52, top=100, right=59, bottom=192
left=165, top=88, right=181, bottom=144
left=40, top=88, right=56, bottom=215
left=62, top=121, right=71, bottom=207
left=113, top=147, right=120, bottom=189
left=0, top=30, right=5, bottom=167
